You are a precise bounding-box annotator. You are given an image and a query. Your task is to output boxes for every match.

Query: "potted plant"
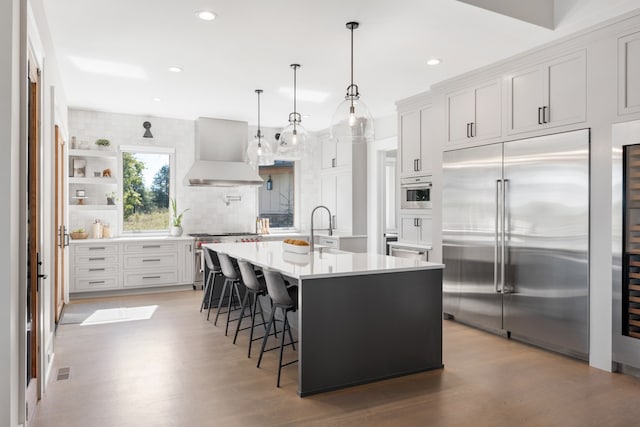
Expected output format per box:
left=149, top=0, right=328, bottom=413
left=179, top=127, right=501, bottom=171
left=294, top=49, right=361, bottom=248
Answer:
left=95, top=138, right=111, bottom=151
left=170, top=198, right=189, bottom=237
left=105, top=191, right=117, bottom=205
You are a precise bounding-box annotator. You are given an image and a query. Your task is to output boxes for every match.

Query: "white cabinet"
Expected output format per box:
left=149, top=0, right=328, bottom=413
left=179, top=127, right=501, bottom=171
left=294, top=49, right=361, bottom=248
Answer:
left=179, top=241, right=195, bottom=284
left=70, top=242, right=120, bottom=292
left=507, top=50, right=586, bottom=135
left=321, top=137, right=351, bottom=170
left=69, top=238, right=195, bottom=294
left=400, top=105, right=436, bottom=177
left=619, top=31, right=640, bottom=116
left=447, top=79, right=501, bottom=145
left=319, top=143, right=367, bottom=235
left=399, top=214, right=432, bottom=246
left=314, top=235, right=367, bottom=253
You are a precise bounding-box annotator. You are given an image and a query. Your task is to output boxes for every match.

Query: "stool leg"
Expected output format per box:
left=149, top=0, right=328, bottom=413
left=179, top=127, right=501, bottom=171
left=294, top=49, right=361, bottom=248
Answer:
left=286, top=311, right=296, bottom=351
left=206, top=272, right=217, bottom=319
left=200, top=271, right=212, bottom=312
left=233, top=289, right=250, bottom=344
left=257, top=295, right=267, bottom=331
left=214, top=279, right=228, bottom=325
left=277, top=308, right=288, bottom=388
left=225, top=281, right=237, bottom=336
left=248, top=293, right=259, bottom=358
left=257, top=306, right=276, bottom=368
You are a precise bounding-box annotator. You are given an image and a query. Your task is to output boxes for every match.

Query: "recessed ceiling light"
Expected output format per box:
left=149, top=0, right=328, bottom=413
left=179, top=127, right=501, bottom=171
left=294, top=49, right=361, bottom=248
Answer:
left=196, top=10, right=216, bottom=21
left=168, top=66, right=183, bottom=73
left=427, top=58, right=442, bottom=66
left=152, top=97, right=161, bottom=102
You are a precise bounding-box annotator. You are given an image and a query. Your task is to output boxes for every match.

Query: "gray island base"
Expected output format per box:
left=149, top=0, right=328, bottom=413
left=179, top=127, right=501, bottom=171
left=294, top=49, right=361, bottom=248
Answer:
left=205, top=241, right=444, bottom=396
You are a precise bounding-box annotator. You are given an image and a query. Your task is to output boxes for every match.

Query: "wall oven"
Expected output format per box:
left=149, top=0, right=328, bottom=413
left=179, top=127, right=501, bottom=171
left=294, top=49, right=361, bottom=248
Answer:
left=401, top=176, right=432, bottom=209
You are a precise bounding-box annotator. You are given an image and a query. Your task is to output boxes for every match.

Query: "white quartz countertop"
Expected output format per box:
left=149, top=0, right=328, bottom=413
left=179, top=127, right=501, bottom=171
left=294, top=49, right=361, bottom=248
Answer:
left=204, top=241, right=443, bottom=280
left=69, top=235, right=194, bottom=244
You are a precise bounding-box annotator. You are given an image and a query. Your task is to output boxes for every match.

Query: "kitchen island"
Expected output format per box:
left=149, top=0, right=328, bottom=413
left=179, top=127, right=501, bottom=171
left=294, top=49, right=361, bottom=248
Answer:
left=205, top=241, right=444, bottom=396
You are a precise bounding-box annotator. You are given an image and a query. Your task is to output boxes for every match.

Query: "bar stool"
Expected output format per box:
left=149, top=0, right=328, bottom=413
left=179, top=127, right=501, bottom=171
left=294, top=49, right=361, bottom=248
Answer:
left=214, top=252, right=244, bottom=336
left=257, top=269, right=298, bottom=387
left=233, top=260, right=270, bottom=358
left=200, top=247, right=222, bottom=320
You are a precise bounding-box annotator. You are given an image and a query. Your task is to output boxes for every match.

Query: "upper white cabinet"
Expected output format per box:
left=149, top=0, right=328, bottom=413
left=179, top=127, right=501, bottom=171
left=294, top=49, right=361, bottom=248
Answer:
left=619, top=31, right=640, bottom=116
left=447, top=78, right=501, bottom=145
left=321, top=137, right=352, bottom=170
left=507, top=50, right=586, bottom=135
left=400, top=105, right=436, bottom=177
left=319, top=143, right=367, bottom=235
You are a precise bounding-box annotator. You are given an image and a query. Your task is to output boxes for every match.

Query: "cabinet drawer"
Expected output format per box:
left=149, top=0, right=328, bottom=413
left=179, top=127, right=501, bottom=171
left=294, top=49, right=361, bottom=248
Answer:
left=74, top=244, right=118, bottom=255
left=317, top=237, right=339, bottom=249
left=74, top=254, right=119, bottom=265
left=75, top=264, right=119, bottom=278
left=74, top=277, right=119, bottom=291
left=124, top=253, right=177, bottom=269
left=124, top=242, right=178, bottom=253
left=123, top=271, right=178, bottom=288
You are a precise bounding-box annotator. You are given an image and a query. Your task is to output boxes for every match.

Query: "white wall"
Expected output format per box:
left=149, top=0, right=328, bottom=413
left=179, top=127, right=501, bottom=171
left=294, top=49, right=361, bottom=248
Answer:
left=69, top=111, right=322, bottom=235
left=0, top=0, right=23, bottom=425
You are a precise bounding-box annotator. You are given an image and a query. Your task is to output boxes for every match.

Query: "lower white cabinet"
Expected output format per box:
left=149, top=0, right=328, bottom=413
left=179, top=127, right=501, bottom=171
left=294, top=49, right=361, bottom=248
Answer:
left=314, top=235, right=367, bottom=253
left=70, top=238, right=194, bottom=293
left=399, top=214, right=432, bottom=246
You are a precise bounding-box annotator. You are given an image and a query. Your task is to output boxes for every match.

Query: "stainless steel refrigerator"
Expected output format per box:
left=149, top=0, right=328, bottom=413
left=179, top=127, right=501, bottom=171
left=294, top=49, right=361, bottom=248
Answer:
left=443, top=129, right=590, bottom=359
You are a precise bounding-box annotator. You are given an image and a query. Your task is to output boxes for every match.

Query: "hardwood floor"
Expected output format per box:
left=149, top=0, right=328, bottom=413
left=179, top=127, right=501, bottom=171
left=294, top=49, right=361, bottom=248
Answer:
left=33, top=290, right=640, bottom=426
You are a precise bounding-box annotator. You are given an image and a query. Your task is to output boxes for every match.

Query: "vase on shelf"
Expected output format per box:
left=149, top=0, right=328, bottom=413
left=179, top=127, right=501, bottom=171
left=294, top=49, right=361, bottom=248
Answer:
left=170, top=225, right=183, bottom=237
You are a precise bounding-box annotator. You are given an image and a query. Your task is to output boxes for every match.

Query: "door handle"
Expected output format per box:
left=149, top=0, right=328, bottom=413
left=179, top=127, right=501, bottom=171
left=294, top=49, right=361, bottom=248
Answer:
left=502, top=179, right=509, bottom=294
left=495, top=179, right=502, bottom=293
left=543, top=106, right=548, bottom=124
left=538, top=107, right=543, bottom=125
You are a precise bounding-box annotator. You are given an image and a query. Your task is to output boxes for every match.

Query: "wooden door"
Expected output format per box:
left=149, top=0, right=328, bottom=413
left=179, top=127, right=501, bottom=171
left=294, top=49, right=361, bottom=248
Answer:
left=54, top=125, right=67, bottom=322
left=26, top=51, right=42, bottom=417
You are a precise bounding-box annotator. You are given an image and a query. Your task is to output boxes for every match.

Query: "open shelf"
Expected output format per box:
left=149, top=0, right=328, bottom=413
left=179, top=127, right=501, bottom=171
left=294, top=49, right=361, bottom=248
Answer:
left=69, top=149, right=117, bottom=159
left=68, top=204, right=118, bottom=211
left=68, top=177, right=117, bottom=185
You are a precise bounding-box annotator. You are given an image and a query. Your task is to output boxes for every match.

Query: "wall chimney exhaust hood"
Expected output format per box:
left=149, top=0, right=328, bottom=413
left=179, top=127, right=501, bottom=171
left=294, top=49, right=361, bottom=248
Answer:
left=185, top=117, right=264, bottom=186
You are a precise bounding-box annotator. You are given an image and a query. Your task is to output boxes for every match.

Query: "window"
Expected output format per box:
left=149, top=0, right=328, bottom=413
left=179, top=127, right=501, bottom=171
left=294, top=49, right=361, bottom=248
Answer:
left=121, top=147, right=175, bottom=232
left=258, top=161, right=295, bottom=229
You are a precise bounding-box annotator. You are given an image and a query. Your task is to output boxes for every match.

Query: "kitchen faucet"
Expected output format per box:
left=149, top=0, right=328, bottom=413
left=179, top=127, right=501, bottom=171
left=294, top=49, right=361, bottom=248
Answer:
left=309, top=205, right=333, bottom=252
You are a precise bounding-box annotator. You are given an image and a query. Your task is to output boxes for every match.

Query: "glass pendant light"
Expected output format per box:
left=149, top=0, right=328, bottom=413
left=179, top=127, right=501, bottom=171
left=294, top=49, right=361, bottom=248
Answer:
left=330, top=22, right=374, bottom=144
left=277, top=64, right=308, bottom=155
left=246, top=89, right=274, bottom=168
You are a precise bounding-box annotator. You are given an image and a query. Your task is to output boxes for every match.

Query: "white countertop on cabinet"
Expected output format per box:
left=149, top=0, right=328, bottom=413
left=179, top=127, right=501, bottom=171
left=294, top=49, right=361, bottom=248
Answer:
left=69, top=235, right=194, bottom=244
left=204, top=241, right=443, bottom=280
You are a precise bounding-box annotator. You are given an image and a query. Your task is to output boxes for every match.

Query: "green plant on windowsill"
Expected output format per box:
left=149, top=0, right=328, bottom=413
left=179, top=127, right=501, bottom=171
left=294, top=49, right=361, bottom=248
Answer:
left=170, top=198, right=189, bottom=236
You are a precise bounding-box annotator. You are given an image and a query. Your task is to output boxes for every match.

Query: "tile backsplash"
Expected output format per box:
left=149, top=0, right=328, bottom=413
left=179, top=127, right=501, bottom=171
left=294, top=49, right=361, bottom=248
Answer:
left=68, top=109, right=320, bottom=235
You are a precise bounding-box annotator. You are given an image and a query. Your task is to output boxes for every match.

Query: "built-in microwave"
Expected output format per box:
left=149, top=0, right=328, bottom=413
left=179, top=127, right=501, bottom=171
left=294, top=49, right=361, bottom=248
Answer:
left=401, top=176, right=432, bottom=209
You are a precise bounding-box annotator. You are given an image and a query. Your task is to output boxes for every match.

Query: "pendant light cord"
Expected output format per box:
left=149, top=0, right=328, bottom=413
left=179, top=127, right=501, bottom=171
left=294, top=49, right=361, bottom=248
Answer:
left=257, top=90, right=261, bottom=141
left=350, top=25, right=354, bottom=91
left=293, top=65, right=298, bottom=132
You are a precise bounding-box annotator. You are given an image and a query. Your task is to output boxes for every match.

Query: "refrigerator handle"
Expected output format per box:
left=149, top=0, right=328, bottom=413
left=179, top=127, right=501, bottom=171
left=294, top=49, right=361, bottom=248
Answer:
left=495, top=179, right=502, bottom=293
left=502, top=178, right=509, bottom=294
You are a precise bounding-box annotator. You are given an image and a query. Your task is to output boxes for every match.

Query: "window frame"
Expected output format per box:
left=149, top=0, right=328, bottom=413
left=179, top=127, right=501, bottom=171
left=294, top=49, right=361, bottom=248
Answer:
left=118, top=145, right=176, bottom=235
left=257, top=159, right=300, bottom=231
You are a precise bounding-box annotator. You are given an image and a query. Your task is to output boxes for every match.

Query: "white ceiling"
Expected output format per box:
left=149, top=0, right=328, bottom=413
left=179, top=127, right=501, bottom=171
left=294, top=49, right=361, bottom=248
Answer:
left=43, top=0, right=640, bottom=131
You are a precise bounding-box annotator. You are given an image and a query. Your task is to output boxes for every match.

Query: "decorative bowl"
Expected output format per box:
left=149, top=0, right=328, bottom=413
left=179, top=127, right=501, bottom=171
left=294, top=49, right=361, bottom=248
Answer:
left=70, top=232, right=88, bottom=240
left=283, top=241, right=310, bottom=254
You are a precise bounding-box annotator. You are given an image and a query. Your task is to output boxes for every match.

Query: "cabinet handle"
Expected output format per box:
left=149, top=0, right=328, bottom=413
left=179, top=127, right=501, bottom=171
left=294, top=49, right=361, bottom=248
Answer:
left=470, top=122, right=475, bottom=138
left=88, top=247, right=106, bottom=251
left=143, top=276, right=161, bottom=280
left=543, top=106, right=548, bottom=124
left=416, top=158, right=421, bottom=171
left=142, top=259, right=161, bottom=262
left=88, top=268, right=105, bottom=272
left=89, top=280, right=105, bottom=285
left=466, top=123, right=470, bottom=138
left=332, top=215, right=337, bottom=229
left=142, top=245, right=161, bottom=249
left=332, top=158, right=336, bottom=168
left=538, top=107, right=542, bottom=125
left=88, top=257, right=105, bottom=261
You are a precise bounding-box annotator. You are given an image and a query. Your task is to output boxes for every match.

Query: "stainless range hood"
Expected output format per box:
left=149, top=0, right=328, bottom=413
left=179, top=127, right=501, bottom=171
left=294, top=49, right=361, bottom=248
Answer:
left=185, top=117, right=264, bottom=187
